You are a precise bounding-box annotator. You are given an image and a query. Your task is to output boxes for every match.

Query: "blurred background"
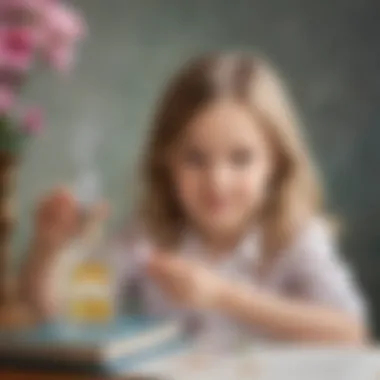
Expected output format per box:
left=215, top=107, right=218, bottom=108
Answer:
left=17, top=0, right=380, bottom=336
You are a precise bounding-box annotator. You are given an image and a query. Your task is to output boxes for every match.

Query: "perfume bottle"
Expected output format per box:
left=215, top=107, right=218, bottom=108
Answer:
left=63, top=118, right=115, bottom=324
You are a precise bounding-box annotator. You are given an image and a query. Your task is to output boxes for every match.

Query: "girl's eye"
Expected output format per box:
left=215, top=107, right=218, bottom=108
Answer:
left=182, top=148, right=207, bottom=167
left=230, top=149, right=254, bottom=167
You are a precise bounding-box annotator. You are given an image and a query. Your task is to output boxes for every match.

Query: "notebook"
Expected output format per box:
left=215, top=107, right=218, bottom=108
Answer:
left=0, top=315, right=188, bottom=375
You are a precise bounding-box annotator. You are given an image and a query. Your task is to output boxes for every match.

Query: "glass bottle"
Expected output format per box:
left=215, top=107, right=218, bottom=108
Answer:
left=64, top=211, right=116, bottom=325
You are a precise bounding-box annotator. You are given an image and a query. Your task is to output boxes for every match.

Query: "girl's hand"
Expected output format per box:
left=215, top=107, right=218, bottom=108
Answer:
left=33, top=186, right=108, bottom=258
left=34, top=187, right=78, bottom=254
left=146, top=254, right=227, bottom=310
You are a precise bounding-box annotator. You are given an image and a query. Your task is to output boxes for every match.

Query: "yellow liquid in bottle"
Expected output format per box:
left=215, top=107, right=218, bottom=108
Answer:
left=67, top=260, right=114, bottom=324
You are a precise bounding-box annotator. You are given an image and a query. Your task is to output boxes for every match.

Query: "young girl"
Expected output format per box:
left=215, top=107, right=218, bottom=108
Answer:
left=23, top=52, right=368, bottom=345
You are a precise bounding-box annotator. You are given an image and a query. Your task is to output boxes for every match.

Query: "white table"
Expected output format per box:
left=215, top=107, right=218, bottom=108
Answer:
left=135, top=346, right=380, bottom=380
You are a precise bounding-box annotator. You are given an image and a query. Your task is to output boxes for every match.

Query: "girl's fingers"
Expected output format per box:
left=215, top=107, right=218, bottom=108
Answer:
left=37, top=187, right=76, bottom=225
left=35, top=187, right=79, bottom=243
left=145, top=258, right=172, bottom=291
left=146, top=254, right=175, bottom=278
left=148, top=264, right=187, bottom=302
left=147, top=255, right=192, bottom=298
left=146, top=255, right=213, bottom=308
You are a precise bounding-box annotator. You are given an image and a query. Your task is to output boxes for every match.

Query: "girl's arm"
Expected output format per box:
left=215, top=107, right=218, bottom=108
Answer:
left=214, top=220, right=368, bottom=344
left=214, top=278, right=366, bottom=344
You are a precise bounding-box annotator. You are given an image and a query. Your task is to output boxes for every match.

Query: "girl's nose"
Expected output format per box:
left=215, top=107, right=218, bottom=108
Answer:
left=206, top=164, right=232, bottom=190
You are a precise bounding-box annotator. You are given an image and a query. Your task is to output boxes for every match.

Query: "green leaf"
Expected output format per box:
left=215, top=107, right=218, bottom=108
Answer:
left=0, top=117, right=28, bottom=155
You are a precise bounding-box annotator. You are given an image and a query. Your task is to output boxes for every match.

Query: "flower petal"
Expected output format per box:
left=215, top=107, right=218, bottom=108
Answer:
left=23, top=106, right=44, bottom=134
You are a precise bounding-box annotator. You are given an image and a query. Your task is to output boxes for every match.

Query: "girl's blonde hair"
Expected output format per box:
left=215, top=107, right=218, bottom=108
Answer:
left=139, top=52, right=325, bottom=256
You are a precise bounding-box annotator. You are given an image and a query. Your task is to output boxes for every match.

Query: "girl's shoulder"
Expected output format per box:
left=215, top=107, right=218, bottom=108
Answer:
left=282, top=215, right=340, bottom=268
left=293, top=215, right=336, bottom=251
left=279, top=217, right=367, bottom=323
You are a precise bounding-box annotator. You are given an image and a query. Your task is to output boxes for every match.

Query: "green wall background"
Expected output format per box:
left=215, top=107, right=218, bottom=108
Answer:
left=17, top=0, right=380, bottom=335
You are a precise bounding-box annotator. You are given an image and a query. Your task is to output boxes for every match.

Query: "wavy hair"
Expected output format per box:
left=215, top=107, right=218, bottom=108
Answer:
left=139, top=52, right=325, bottom=257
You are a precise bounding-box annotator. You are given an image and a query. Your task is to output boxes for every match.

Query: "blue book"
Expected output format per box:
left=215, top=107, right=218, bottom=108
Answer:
left=0, top=316, right=188, bottom=375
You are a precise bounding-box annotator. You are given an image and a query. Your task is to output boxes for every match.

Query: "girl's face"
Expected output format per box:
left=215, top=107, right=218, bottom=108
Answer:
left=171, top=99, right=274, bottom=237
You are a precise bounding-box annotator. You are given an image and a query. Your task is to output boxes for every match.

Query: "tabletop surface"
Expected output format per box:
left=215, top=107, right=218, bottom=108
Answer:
left=137, top=346, right=380, bottom=380
left=0, top=370, right=156, bottom=380
left=1, top=347, right=380, bottom=380
left=0, top=371, right=99, bottom=380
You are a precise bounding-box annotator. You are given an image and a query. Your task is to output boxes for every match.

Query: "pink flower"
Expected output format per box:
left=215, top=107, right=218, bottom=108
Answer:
left=38, top=2, right=86, bottom=73
left=44, top=43, right=74, bottom=73
left=0, top=27, right=37, bottom=72
left=0, top=0, right=44, bottom=24
left=42, top=2, right=86, bottom=43
left=22, top=106, right=44, bottom=134
left=0, top=86, right=14, bottom=115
